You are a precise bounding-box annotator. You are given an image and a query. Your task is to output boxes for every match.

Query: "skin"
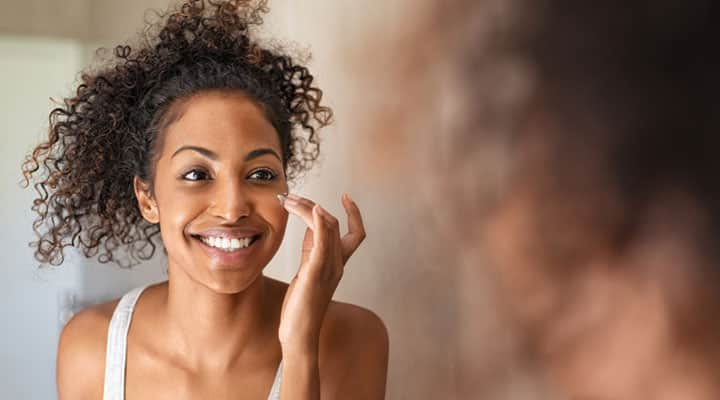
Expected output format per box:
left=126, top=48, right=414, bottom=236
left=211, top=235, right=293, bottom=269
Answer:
left=56, top=90, right=389, bottom=400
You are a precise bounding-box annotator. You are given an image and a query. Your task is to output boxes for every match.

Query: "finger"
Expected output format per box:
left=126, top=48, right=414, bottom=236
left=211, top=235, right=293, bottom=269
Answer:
left=340, top=193, right=366, bottom=263
left=317, top=203, right=340, bottom=234
left=299, top=226, right=314, bottom=261
left=316, top=205, right=344, bottom=263
left=279, top=193, right=317, bottom=230
left=308, top=204, right=329, bottom=269
left=287, top=193, right=317, bottom=209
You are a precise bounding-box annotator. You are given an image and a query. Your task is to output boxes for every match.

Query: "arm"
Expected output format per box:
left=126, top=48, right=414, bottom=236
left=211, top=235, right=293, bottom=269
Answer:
left=279, top=348, right=321, bottom=400
left=57, top=305, right=112, bottom=400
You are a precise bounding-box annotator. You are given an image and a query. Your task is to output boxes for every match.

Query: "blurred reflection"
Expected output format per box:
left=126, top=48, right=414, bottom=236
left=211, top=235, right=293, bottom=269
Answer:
left=353, top=0, right=720, bottom=398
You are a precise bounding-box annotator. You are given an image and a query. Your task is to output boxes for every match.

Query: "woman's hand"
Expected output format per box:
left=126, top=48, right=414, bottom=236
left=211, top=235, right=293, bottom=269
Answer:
left=277, top=193, right=366, bottom=353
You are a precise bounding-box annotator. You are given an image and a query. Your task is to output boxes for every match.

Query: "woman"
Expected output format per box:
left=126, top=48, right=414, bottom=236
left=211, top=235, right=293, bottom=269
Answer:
left=21, top=1, right=388, bottom=399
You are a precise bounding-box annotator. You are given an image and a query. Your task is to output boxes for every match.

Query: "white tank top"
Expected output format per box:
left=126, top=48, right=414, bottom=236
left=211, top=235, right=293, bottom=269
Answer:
left=102, top=285, right=282, bottom=399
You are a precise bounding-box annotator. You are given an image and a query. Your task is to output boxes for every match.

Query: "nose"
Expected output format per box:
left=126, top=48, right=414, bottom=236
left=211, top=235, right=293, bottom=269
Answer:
left=210, top=177, right=251, bottom=222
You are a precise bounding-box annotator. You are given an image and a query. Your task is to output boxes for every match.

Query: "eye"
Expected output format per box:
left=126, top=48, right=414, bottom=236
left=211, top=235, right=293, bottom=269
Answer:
left=182, top=168, right=210, bottom=181
left=248, top=168, right=277, bottom=181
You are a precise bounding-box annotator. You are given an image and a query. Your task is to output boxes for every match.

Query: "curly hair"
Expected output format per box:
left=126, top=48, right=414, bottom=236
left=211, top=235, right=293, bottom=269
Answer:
left=20, top=0, right=333, bottom=268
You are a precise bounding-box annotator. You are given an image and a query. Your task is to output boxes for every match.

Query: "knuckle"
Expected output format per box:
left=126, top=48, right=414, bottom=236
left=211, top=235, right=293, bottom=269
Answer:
left=324, top=216, right=337, bottom=229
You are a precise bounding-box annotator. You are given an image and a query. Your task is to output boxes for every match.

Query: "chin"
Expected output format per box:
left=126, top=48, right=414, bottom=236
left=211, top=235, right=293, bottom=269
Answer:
left=199, top=268, right=266, bottom=294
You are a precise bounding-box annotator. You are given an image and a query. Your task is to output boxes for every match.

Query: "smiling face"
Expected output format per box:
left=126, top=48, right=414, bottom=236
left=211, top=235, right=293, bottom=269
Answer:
left=134, top=90, right=289, bottom=293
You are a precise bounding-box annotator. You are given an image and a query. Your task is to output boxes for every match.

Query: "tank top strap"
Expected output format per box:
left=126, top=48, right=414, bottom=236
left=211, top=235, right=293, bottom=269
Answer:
left=102, top=285, right=149, bottom=400
left=267, top=360, right=283, bottom=400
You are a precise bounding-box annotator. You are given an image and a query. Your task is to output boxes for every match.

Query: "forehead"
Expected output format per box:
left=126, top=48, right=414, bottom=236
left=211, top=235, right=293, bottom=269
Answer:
left=161, top=90, right=281, bottom=158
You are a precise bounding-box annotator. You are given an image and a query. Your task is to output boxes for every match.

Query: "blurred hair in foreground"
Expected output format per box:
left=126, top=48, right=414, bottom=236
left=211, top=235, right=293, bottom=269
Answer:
left=361, top=0, right=720, bottom=398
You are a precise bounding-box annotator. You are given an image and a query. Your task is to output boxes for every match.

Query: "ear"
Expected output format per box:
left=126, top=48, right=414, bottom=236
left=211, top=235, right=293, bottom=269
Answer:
left=133, top=176, right=159, bottom=224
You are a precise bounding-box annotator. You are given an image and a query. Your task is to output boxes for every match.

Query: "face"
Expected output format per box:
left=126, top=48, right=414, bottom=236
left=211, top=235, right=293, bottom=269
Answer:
left=134, top=90, right=289, bottom=293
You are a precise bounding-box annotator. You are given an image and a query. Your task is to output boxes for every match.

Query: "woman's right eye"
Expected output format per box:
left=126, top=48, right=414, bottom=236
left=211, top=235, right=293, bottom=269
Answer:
left=182, top=169, right=210, bottom=181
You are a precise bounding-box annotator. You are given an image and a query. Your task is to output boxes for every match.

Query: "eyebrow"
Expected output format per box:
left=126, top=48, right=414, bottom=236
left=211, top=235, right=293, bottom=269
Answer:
left=171, top=145, right=281, bottom=162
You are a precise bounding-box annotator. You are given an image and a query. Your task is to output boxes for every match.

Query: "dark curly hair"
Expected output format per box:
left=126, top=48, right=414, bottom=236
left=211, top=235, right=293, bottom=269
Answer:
left=20, top=0, right=332, bottom=268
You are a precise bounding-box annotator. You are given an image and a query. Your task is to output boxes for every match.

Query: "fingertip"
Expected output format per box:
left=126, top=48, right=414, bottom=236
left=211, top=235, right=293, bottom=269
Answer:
left=283, top=197, right=299, bottom=209
left=342, top=193, right=356, bottom=207
left=315, top=205, right=332, bottom=223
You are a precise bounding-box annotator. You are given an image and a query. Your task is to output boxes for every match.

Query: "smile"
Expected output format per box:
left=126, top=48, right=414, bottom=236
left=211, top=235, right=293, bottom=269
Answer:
left=192, top=234, right=263, bottom=269
left=197, top=235, right=260, bottom=251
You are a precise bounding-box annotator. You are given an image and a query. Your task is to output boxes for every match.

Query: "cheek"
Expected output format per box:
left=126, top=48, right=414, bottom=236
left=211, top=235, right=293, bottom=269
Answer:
left=171, top=192, right=198, bottom=217
left=155, top=185, right=205, bottom=240
left=258, top=192, right=288, bottom=236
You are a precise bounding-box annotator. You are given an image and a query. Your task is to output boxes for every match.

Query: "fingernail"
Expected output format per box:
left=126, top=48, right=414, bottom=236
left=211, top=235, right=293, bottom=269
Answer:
left=278, top=193, right=298, bottom=207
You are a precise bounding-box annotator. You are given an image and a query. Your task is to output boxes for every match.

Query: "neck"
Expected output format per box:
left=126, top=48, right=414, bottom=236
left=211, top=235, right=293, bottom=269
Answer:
left=161, top=267, right=277, bottom=372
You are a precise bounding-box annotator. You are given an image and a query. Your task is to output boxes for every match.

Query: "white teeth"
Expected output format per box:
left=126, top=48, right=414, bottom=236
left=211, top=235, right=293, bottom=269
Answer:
left=200, top=235, right=255, bottom=251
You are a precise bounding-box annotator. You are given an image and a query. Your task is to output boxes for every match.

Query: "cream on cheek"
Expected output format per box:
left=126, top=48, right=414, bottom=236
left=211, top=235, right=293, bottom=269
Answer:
left=261, top=192, right=289, bottom=240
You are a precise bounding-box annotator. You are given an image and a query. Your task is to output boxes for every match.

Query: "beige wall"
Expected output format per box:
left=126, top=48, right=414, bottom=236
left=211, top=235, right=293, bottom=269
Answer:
left=0, top=0, right=168, bottom=42
left=0, top=0, right=90, bottom=39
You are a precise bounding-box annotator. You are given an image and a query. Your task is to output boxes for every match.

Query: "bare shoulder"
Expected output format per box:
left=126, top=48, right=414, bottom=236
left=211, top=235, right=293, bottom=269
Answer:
left=56, top=299, right=118, bottom=400
left=322, top=300, right=389, bottom=354
left=320, top=301, right=389, bottom=399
